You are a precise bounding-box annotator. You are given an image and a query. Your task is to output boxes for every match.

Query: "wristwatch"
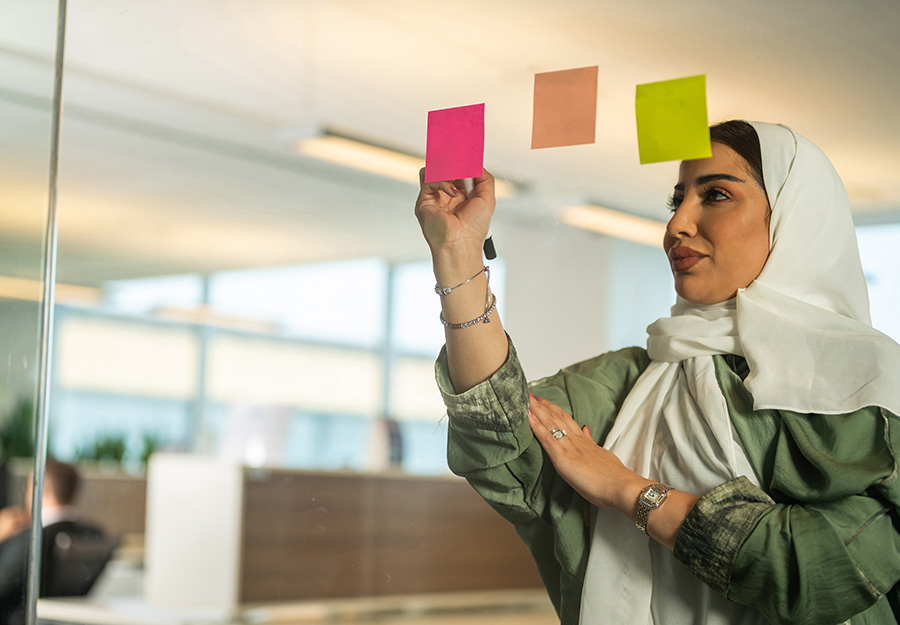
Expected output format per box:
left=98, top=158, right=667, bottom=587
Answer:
left=635, top=482, right=672, bottom=534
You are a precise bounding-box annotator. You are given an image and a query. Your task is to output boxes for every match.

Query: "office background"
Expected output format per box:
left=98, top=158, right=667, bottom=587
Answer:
left=1, top=1, right=899, bottom=623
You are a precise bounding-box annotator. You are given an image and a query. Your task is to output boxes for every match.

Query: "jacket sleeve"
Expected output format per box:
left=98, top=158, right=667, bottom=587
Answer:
left=674, top=365, right=900, bottom=625
left=439, top=336, right=649, bottom=517
left=438, top=336, right=649, bottom=623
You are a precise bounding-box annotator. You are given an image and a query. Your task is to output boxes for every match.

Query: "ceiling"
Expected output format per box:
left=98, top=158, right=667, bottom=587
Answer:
left=2, top=0, right=899, bottom=286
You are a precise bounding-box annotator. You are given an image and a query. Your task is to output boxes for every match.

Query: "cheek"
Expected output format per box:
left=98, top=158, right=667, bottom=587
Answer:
left=723, top=216, right=770, bottom=278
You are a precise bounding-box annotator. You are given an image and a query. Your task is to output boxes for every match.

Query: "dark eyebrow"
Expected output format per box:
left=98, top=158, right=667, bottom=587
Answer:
left=674, top=173, right=747, bottom=192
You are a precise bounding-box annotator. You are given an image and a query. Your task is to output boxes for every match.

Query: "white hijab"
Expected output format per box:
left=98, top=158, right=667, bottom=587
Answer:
left=651, top=121, right=900, bottom=417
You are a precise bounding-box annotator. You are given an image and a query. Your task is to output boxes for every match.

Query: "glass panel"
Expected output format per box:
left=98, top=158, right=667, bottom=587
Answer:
left=206, top=334, right=382, bottom=412
left=57, top=316, right=199, bottom=399
left=0, top=0, right=60, bottom=622
left=209, top=259, right=388, bottom=348
left=103, top=274, right=203, bottom=316
left=388, top=356, right=445, bottom=421
left=857, top=222, right=900, bottom=342
left=18, top=4, right=899, bottom=624
left=390, top=260, right=506, bottom=356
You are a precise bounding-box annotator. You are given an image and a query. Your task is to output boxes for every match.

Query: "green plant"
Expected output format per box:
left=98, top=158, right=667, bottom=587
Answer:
left=75, top=435, right=127, bottom=463
left=139, top=434, right=159, bottom=466
left=0, top=397, right=35, bottom=460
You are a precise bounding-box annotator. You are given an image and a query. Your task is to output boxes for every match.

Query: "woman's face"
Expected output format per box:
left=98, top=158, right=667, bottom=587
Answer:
left=664, top=142, right=771, bottom=305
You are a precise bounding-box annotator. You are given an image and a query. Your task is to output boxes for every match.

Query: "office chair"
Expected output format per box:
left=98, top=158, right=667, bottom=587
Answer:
left=40, top=521, right=118, bottom=598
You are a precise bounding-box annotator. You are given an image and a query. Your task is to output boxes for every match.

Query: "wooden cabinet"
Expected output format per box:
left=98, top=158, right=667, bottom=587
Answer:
left=145, top=455, right=542, bottom=611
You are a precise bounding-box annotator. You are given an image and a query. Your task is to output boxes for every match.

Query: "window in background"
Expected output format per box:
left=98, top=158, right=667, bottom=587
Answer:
left=390, top=261, right=505, bottom=357
left=857, top=222, right=900, bottom=343
left=103, top=274, right=203, bottom=316
left=50, top=258, right=469, bottom=475
left=206, top=335, right=382, bottom=412
left=52, top=313, right=198, bottom=466
left=208, top=258, right=387, bottom=348
left=386, top=259, right=505, bottom=473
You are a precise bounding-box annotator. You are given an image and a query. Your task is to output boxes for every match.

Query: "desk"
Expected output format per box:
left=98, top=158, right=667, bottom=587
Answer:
left=145, top=456, right=543, bottom=612
left=38, top=590, right=556, bottom=625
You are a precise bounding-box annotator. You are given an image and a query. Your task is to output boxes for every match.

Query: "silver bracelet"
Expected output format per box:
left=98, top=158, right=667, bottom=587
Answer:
left=440, top=294, right=497, bottom=329
left=435, top=266, right=489, bottom=296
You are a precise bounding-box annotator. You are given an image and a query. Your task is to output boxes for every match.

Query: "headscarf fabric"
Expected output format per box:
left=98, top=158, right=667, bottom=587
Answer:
left=650, top=121, right=900, bottom=416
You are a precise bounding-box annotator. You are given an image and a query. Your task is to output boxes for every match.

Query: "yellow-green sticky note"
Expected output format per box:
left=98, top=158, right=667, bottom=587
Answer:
left=635, top=74, right=711, bottom=164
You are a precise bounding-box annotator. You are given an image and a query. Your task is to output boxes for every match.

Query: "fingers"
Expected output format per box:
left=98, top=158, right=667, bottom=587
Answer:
left=472, top=169, right=495, bottom=200
left=528, top=407, right=567, bottom=451
left=529, top=393, right=573, bottom=426
left=420, top=167, right=495, bottom=203
left=528, top=393, right=585, bottom=443
left=418, top=168, right=462, bottom=195
left=528, top=408, right=555, bottom=447
left=419, top=180, right=461, bottom=198
left=453, top=170, right=495, bottom=203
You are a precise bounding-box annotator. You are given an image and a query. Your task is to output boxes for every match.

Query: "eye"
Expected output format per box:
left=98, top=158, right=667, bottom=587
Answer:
left=666, top=194, right=683, bottom=212
left=703, top=188, right=729, bottom=203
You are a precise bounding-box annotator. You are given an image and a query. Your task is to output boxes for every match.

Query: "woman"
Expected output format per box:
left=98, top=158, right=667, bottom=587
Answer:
left=414, top=121, right=900, bottom=625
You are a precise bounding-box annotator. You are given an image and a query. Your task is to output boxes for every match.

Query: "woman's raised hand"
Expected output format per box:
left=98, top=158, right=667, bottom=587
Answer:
left=414, top=168, right=506, bottom=394
left=414, top=169, right=496, bottom=259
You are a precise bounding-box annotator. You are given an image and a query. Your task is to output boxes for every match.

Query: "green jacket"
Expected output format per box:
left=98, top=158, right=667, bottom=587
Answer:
left=438, top=338, right=900, bottom=625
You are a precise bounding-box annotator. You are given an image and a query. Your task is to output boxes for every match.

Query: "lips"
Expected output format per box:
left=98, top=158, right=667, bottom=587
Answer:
left=668, top=246, right=707, bottom=272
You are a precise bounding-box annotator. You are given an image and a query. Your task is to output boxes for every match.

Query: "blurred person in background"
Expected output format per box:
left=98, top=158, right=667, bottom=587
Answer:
left=0, top=459, right=114, bottom=624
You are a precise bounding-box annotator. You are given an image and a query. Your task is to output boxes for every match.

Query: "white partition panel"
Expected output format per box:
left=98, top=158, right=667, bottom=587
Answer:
left=144, top=454, right=243, bottom=615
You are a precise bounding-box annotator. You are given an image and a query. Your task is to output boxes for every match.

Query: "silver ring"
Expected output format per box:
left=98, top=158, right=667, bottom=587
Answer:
left=550, top=428, right=567, bottom=440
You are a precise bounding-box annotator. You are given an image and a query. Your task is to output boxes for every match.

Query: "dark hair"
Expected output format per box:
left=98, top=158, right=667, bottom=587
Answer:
left=710, top=120, right=766, bottom=197
left=45, top=459, right=80, bottom=506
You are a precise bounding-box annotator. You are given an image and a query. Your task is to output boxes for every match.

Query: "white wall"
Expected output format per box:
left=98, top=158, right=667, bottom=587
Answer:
left=494, top=215, right=674, bottom=382
left=604, top=237, right=675, bottom=351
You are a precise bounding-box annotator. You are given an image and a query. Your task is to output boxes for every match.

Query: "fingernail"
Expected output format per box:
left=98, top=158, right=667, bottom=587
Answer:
left=448, top=185, right=459, bottom=195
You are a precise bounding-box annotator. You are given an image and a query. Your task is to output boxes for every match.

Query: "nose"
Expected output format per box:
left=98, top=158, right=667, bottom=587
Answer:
left=665, top=198, right=698, bottom=240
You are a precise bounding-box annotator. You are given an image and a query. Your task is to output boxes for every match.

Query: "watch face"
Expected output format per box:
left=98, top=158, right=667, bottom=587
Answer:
left=644, top=487, right=665, bottom=504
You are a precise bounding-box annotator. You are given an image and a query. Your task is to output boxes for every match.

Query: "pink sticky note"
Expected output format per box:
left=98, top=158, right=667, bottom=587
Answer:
left=424, top=103, right=485, bottom=183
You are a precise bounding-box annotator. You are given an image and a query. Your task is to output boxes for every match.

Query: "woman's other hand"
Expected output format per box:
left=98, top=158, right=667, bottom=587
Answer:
left=414, top=169, right=495, bottom=260
left=528, top=393, right=699, bottom=550
left=528, top=393, right=643, bottom=512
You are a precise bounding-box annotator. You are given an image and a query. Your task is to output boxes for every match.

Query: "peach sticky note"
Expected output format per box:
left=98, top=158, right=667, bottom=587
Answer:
left=635, top=74, right=711, bottom=164
left=532, top=66, right=598, bottom=149
left=424, top=103, right=485, bottom=183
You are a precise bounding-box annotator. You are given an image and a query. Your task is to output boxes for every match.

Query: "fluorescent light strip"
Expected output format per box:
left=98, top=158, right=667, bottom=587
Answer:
left=296, top=134, right=423, bottom=184
left=295, top=133, right=516, bottom=198
left=0, top=276, right=101, bottom=305
left=560, top=204, right=667, bottom=248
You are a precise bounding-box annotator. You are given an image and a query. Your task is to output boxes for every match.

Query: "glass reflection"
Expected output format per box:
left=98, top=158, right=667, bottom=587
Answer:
left=8, top=3, right=896, bottom=625
left=49, top=257, right=482, bottom=475
left=0, top=1, right=62, bottom=623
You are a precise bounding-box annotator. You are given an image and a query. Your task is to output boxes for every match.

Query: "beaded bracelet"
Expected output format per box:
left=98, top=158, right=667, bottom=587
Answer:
left=435, top=266, right=489, bottom=296
left=440, top=293, right=497, bottom=329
